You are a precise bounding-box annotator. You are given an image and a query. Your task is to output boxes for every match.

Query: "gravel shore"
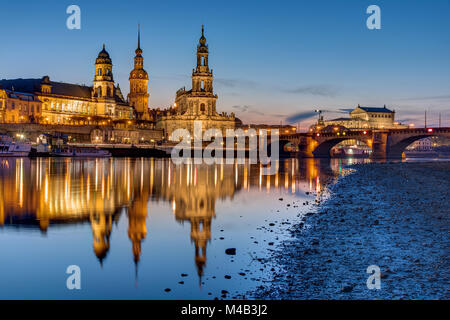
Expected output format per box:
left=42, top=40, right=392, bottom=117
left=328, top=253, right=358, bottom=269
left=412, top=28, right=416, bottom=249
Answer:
left=254, top=161, right=450, bottom=299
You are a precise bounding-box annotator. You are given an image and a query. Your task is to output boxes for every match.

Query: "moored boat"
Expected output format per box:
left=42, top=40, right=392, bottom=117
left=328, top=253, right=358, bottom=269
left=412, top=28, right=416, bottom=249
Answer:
left=0, top=135, right=32, bottom=157
left=51, top=146, right=111, bottom=157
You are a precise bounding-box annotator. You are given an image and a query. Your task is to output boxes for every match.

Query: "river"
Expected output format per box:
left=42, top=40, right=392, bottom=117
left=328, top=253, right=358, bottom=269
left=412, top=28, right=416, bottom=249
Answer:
left=0, top=157, right=372, bottom=299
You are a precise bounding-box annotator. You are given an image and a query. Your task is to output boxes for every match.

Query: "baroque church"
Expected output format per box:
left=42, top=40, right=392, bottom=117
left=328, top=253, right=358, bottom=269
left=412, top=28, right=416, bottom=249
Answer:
left=156, top=26, right=235, bottom=140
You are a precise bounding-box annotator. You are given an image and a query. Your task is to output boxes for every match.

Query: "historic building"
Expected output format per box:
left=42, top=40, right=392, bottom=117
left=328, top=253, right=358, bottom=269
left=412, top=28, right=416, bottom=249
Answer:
left=128, top=26, right=152, bottom=121
left=0, top=88, right=42, bottom=123
left=156, top=26, right=235, bottom=140
left=0, top=46, right=133, bottom=125
left=320, top=105, right=408, bottom=130
left=0, top=42, right=146, bottom=126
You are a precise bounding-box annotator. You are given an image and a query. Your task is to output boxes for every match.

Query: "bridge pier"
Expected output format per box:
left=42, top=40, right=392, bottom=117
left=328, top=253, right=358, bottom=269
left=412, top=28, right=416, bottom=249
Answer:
left=371, top=130, right=388, bottom=159
left=297, top=136, right=316, bottom=158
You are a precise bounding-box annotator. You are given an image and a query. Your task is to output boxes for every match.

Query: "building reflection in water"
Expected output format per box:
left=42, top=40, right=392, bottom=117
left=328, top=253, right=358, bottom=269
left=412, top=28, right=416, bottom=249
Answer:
left=0, top=157, right=348, bottom=280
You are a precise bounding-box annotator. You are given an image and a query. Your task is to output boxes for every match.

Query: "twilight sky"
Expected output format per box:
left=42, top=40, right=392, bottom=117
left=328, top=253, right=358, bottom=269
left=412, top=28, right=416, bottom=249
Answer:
left=0, top=0, right=449, bottom=127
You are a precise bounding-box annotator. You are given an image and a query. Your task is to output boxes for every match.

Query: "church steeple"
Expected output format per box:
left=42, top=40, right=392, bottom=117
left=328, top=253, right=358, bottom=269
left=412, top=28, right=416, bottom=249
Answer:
left=128, top=25, right=150, bottom=119
left=135, top=24, right=142, bottom=57
left=192, top=25, right=213, bottom=95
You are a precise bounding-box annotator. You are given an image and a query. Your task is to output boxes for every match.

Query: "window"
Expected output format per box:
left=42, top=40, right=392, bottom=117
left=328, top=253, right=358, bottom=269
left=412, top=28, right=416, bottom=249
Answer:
left=200, top=104, right=206, bottom=112
left=98, top=69, right=101, bottom=76
left=201, top=80, right=205, bottom=91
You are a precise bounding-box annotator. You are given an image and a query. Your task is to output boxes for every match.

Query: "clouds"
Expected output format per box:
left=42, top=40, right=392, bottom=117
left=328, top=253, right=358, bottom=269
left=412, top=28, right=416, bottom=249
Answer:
left=231, top=105, right=285, bottom=118
left=215, top=78, right=258, bottom=88
left=285, top=111, right=318, bottom=124
left=231, top=105, right=251, bottom=112
left=283, top=84, right=338, bottom=97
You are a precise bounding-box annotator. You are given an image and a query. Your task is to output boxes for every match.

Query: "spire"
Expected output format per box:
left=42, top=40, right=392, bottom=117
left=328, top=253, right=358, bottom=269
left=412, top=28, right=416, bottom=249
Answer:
left=138, top=24, right=141, bottom=50
left=103, top=43, right=105, bottom=50
left=135, top=24, right=143, bottom=56
left=199, top=24, right=207, bottom=47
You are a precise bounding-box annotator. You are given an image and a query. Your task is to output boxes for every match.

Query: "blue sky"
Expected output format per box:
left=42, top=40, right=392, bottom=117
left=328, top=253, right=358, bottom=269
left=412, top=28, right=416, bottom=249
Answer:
left=0, top=0, right=449, bottom=127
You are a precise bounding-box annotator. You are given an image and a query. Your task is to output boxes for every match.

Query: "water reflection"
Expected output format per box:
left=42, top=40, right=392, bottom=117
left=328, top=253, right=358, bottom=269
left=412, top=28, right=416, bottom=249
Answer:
left=0, top=157, right=361, bottom=282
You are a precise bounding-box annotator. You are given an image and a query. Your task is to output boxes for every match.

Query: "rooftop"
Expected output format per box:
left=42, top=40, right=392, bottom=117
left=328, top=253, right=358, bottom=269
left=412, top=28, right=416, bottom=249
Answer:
left=0, top=78, right=125, bottom=103
left=355, top=106, right=394, bottom=113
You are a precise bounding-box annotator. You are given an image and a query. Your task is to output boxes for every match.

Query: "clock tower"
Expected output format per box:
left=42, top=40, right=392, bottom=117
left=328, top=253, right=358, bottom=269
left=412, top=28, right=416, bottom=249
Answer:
left=128, top=25, right=151, bottom=120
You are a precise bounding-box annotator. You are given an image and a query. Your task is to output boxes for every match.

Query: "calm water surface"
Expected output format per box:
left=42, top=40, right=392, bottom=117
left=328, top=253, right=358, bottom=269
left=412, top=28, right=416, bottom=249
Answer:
left=0, top=157, right=367, bottom=299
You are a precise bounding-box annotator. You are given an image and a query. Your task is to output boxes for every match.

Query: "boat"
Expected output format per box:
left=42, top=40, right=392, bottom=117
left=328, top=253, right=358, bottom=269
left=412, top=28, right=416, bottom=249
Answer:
left=50, top=146, right=111, bottom=158
left=331, top=145, right=370, bottom=158
left=30, top=143, right=51, bottom=157
left=0, top=135, right=32, bottom=157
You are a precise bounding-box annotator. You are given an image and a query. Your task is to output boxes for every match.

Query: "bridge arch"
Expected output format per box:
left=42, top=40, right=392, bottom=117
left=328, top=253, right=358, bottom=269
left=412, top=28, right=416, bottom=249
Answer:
left=313, top=137, right=372, bottom=158
left=267, top=139, right=296, bottom=157
left=387, top=135, right=436, bottom=159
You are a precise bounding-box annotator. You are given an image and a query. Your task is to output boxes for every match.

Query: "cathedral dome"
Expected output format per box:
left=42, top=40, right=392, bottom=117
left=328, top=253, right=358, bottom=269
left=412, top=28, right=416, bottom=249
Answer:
left=96, top=44, right=112, bottom=65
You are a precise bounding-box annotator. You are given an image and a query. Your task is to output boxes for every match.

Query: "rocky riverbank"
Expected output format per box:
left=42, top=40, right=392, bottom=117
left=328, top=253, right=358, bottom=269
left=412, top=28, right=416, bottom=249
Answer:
left=254, top=161, right=450, bottom=299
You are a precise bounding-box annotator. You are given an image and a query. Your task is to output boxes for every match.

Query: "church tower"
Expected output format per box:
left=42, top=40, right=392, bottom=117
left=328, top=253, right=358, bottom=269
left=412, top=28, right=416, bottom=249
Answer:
left=128, top=25, right=150, bottom=120
left=157, top=25, right=235, bottom=140
left=93, top=44, right=116, bottom=117
left=189, top=25, right=217, bottom=115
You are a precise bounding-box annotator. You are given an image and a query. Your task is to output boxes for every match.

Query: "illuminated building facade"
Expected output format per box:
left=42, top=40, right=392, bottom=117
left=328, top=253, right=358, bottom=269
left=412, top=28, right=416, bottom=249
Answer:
left=0, top=45, right=137, bottom=125
left=0, top=88, right=42, bottom=123
left=321, top=105, right=408, bottom=130
left=157, top=26, right=235, bottom=140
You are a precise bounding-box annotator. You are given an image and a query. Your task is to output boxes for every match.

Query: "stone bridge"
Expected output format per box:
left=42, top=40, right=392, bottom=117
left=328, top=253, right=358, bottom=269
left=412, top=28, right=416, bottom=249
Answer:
left=277, top=127, right=450, bottom=159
